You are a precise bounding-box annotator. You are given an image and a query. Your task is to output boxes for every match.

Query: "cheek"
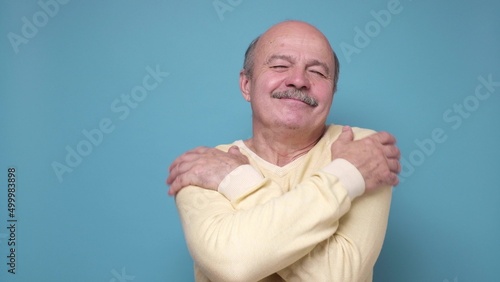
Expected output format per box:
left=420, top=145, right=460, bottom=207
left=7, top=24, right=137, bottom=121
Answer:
left=313, top=82, right=334, bottom=102
left=255, top=71, right=286, bottom=92
left=322, top=90, right=334, bottom=103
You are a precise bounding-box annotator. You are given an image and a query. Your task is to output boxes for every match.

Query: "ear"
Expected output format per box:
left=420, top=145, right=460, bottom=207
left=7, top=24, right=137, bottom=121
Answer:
left=239, top=70, right=251, bottom=102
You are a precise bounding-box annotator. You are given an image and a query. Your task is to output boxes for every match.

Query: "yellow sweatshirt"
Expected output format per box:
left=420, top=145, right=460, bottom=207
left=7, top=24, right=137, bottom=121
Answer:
left=175, top=125, right=393, bottom=282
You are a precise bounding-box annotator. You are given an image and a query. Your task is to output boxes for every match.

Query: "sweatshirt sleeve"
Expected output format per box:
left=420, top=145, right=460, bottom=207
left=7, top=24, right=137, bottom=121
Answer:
left=175, top=171, right=353, bottom=282
left=218, top=158, right=365, bottom=204
left=277, top=186, right=393, bottom=282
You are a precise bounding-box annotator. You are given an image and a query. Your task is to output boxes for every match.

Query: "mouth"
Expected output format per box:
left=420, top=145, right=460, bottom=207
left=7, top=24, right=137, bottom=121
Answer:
left=279, top=97, right=308, bottom=104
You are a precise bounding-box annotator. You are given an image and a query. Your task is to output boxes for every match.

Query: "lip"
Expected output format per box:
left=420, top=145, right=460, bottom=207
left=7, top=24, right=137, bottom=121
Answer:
left=285, top=98, right=304, bottom=103
left=277, top=97, right=311, bottom=106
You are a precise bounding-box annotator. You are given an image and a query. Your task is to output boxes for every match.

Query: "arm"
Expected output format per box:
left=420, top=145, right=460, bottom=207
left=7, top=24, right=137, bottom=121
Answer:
left=274, top=127, right=394, bottom=281
left=277, top=185, right=392, bottom=281
left=176, top=170, right=354, bottom=282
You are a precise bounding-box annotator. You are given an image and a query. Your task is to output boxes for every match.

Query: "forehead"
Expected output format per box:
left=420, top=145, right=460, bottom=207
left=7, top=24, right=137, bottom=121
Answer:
left=256, top=25, right=334, bottom=67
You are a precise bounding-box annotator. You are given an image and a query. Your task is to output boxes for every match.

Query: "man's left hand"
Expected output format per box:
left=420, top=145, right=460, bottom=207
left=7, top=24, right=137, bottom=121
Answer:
left=167, top=146, right=250, bottom=196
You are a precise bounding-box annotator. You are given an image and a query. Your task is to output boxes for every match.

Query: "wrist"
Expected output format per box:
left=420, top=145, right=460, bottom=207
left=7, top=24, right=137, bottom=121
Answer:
left=322, top=158, right=366, bottom=199
left=218, top=164, right=264, bottom=201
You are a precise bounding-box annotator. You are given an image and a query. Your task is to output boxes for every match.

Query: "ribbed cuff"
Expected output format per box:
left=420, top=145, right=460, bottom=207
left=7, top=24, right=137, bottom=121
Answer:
left=322, top=158, right=366, bottom=199
left=218, top=165, right=265, bottom=201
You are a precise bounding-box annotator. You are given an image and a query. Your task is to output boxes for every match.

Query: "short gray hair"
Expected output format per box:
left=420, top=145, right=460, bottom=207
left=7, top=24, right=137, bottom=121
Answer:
left=242, top=35, right=261, bottom=79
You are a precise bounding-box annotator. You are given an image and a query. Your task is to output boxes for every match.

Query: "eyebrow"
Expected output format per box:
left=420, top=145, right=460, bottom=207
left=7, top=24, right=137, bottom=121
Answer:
left=308, top=59, right=330, bottom=76
left=265, top=54, right=330, bottom=76
left=265, top=54, right=295, bottom=65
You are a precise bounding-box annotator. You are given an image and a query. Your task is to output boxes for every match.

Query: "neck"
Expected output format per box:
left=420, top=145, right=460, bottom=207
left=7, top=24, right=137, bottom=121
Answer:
left=245, top=124, right=327, bottom=167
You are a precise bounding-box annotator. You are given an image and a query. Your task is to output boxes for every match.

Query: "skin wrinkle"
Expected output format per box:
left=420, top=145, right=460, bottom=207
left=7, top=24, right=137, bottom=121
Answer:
left=243, top=31, right=340, bottom=93
left=239, top=21, right=338, bottom=166
left=265, top=54, right=331, bottom=78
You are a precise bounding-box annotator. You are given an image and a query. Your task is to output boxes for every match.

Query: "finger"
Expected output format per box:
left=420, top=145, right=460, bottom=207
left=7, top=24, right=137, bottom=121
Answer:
left=167, top=185, right=177, bottom=196
left=372, top=131, right=397, bottom=145
left=169, top=154, right=189, bottom=172
left=381, top=170, right=399, bottom=187
left=382, top=145, right=401, bottom=159
left=168, top=146, right=210, bottom=172
left=337, top=126, right=354, bottom=143
left=168, top=173, right=190, bottom=196
left=168, top=181, right=181, bottom=196
left=389, top=172, right=400, bottom=187
left=168, top=154, right=198, bottom=184
left=167, top=161, right=183, bottom=184
left=227, top=145, right=242, bottom=155
left=167, top=158, right=198, bottom=185
left=167, top=176, right=179, bottom=195
left=166, top=173, right=176, bottom=185
left=190, top=146, right=212, bottom=154
left=386, top=158, right=401, bottom=174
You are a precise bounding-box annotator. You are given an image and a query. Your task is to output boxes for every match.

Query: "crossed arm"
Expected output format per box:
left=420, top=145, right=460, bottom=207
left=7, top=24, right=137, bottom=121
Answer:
left=176, top=172, right=355, bottom=281
left=168, top=126, right=400, bottom=281
left=168, top=126, right=400, bottom=195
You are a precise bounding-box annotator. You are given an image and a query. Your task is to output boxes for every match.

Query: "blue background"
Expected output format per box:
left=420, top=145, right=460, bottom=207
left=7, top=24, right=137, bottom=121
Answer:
left=1, top=0, right=499, bottom=281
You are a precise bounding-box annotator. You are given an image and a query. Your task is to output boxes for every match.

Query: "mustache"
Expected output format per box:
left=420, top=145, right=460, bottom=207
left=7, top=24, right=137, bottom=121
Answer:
left=271, top=89, right=319, bottom=107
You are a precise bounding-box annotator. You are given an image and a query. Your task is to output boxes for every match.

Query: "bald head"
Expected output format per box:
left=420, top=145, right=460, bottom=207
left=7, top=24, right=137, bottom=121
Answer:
left=243, top=21, right=340, bottom=92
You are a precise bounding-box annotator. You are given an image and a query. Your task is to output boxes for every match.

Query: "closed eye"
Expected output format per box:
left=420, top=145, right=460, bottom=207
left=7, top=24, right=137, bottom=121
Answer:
left=270, top=65, right=290, bottom=72
left=310, top=70, right=326, bottom=78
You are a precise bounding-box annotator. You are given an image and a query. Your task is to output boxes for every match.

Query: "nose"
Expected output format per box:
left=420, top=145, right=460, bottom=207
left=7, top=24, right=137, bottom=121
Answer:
left=285, top=68, right=311, bottom=90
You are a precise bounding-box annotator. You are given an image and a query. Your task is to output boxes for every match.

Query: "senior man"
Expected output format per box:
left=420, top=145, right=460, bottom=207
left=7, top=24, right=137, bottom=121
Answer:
left=167, top=20, right=401, bottom=282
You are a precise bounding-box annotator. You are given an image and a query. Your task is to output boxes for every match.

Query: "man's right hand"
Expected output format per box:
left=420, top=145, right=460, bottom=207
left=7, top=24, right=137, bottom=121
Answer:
left=330, top=126, right=401, bottom=192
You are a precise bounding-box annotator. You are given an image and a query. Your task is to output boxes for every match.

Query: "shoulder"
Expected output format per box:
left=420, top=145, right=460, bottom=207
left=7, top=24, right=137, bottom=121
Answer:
left=214, top=141, right=241, bottom=153
left=325, top=124, right=377, bottom=143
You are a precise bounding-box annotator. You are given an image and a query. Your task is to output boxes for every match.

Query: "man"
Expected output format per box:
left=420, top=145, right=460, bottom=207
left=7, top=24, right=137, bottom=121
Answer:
left=167, top=20, right=400, bottom=282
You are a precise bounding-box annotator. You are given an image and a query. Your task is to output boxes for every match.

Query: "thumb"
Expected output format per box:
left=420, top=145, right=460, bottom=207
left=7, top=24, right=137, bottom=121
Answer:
left=228, top=145, right=242, bottom=155
left=338, top=126, right=354, bottom=142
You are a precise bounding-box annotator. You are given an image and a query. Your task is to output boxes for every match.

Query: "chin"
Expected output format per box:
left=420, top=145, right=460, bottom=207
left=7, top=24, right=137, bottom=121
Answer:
left=274, top=119, right=307, bottom=131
